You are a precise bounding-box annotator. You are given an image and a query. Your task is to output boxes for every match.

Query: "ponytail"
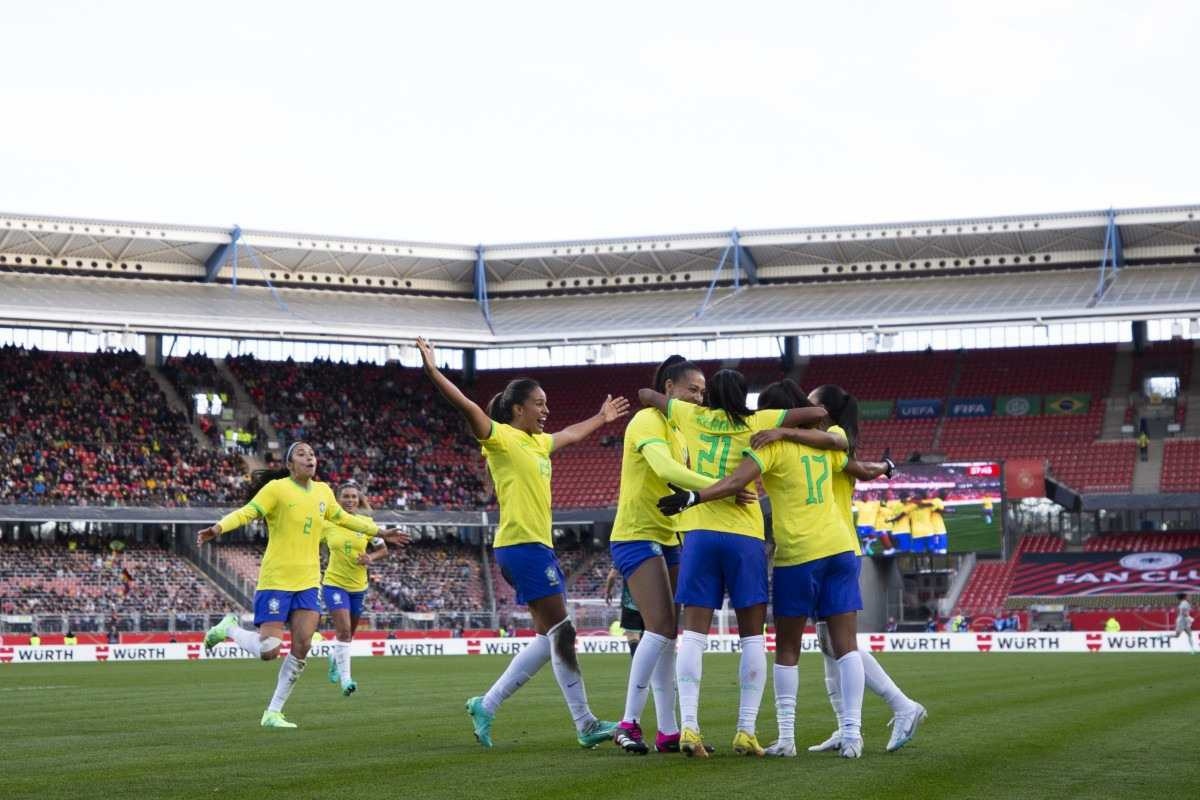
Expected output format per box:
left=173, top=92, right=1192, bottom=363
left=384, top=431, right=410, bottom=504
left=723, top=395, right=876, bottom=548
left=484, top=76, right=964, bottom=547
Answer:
left=811, top=384, right=860, bottom=458
left=487, top=378, right=541, bottom=424
left=704, top=369, right=751, bottom=429
left=247, top=468, right=289, bottom=503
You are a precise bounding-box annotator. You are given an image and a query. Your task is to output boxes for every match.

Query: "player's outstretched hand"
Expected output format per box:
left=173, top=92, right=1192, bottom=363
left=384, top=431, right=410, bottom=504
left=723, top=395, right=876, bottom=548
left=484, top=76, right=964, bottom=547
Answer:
left=599, top=394, right=631, bottom=423
left=750, top=428, right=786, bottom=449
left=381, top=528, right=411, bottom=547
left=658, top=482, right=700, bottom=516
left=735, top=487, right=757, bottom=505
left=196, top=524, right=221, bottom=546
left=415, top=337, right=436, bottom=372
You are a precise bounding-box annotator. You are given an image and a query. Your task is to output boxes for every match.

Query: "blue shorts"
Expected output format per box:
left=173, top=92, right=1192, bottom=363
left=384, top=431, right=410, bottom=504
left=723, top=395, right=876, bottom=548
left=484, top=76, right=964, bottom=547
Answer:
left=323, top=584, right=367, bottom=617
left=494, top=543, right=565, bottom=606
left=891, top=532, right=913, bottom=552
left=253, top=588, right=320, bottom=626
left=911, top=536, right=934, bottom=554
left=675, top=530, right=768, bottom=610
left=610, top=539, right=682, bottom=581
left=773, top=551, right=862, bottom=619
left=933, top=534, right=949, bottom=554
left=856, top=525, right=875, bottom=539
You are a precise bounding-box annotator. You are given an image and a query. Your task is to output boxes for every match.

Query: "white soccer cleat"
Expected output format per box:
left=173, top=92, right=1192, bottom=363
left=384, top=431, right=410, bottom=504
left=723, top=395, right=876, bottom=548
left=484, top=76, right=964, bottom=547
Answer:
left=886, top=702, right=928, bottom=752
left=764, top=739, right=797, bottom=757
left=808, top=730, right=843, bottom=752
left=838, top=736, right=864, bottom=759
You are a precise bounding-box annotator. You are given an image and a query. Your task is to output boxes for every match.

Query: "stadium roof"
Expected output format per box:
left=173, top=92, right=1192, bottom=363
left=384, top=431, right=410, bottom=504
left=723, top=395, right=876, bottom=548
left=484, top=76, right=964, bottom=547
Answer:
left=1, top=204, right=1198, bottom=347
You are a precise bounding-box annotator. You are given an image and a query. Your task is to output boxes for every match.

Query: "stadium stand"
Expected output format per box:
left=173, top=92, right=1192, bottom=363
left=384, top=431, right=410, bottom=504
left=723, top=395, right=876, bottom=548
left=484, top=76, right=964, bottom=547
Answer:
left=226, top=355, right=489, bottom=510
left=1130, top=338, right=1192, bottom=394
left=0, top=540, right=227, bottom=617
left=0, top=347, right=246, bottom=506
left=1082, top=531, right=1200, bottom=551
left=956, top=536, right=1065, bottom=617
left=1160, top=440, right=1200, bottom=492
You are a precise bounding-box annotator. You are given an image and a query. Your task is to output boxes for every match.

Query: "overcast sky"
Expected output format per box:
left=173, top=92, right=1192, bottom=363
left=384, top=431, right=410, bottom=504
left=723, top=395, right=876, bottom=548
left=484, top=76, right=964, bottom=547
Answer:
left=1, top=1, right=1196, bottom=245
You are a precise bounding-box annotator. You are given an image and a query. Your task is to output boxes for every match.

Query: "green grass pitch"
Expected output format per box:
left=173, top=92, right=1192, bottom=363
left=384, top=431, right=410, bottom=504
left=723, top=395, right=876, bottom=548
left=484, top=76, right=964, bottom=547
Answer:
left=947, top=504, right=1001, bottom=553
left=2, top=653, right=1195, bottom=800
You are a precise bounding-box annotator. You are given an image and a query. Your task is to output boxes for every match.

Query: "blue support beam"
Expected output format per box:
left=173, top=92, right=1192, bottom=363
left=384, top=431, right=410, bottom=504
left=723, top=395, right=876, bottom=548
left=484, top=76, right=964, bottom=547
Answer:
left=474, top=245, right=493, bottom=329
left=204, top=226, right=242, bottom=283
left=732, top=229, right=759, bottom=285
left=1093, top=209, right=1124, bottom=303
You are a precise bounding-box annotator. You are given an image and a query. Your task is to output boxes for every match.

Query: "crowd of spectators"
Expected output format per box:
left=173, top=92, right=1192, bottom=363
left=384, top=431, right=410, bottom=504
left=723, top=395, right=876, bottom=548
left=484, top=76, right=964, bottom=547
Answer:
left=227, top=355, right=488, bottom=510
left=0, top=539, right=227, bottom=616
left=0, top=347, right=247, bottom=506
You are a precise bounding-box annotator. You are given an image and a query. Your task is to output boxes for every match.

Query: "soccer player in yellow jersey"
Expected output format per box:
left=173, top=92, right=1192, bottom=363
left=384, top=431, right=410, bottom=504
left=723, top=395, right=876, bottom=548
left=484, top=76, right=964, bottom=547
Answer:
left=611, top=356, right=750, bottom=754
left=197, top=442, right=380, bottom=729
left=640, top=370, right=826, bottom=757
left=982, top=496, right=995, bottom=526
left=888, top=494, right=916, bottom=552
left=922, top=490, right=949, bottom=554
left=417, top=337, right=629, bottom=750
left=322, top=479, right=409, bottom=697
left=909, top=493, right=937, bottom=554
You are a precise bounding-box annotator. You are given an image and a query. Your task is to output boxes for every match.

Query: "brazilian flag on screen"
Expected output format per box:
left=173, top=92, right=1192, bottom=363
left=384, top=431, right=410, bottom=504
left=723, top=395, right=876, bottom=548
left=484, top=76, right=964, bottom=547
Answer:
left=1045, top=393, right=1090, bottom=415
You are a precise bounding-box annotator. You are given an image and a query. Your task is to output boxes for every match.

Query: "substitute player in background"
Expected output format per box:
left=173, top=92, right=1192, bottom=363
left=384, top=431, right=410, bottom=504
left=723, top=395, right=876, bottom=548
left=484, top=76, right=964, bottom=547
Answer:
left=640, top=371, right=826, bottom=758
left=322, top=479, right=410, bottom=696
left=417, top=337, right=628, bottom=750
left=1175, top=593, right=1195, bottom=654
left=197, top=442, right=380, bottom=729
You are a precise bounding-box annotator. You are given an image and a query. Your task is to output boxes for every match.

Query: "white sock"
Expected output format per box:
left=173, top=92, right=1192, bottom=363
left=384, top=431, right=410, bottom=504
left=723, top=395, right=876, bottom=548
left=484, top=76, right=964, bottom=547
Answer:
left=622, top=631, right=670, bottom=724
left=823, top=653, right=844, bottom=722
left=228, top=626, right=262, bottom=657
left=547, top=619, right=595, bottom=731
left=267, top=653, right=306, bottom=713
left=860, top=648, right=911, bottom=713
left=482, top=634, right=550, bottom=715
left=737, top=635, right=766, bottom=734
left=334, top=641, right=352, bottom=684
left=773, top=663, right=798, bottom=743
left=651, top=638, right=678, bottom=735
left=676, top=630, right=706, bottom=731
left=836, top=651, right=864, bottom=739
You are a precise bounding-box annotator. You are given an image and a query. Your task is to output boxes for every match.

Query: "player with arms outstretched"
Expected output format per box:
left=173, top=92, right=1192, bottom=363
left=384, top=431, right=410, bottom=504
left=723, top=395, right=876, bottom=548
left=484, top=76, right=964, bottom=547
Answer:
left=197, top=442, right=380, bottom=729
left=639, top=370, right=825, bottom=757
left=417, top=337, right=628, bottom=749
left=321, top=479, right=410, bottom=696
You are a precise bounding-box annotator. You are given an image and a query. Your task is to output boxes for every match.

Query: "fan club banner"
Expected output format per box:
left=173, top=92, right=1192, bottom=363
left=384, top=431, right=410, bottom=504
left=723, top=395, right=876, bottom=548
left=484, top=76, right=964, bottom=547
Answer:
left=1011, top=550, right=1200, bottom=596
left=2, top=632, right=1194, bottom=664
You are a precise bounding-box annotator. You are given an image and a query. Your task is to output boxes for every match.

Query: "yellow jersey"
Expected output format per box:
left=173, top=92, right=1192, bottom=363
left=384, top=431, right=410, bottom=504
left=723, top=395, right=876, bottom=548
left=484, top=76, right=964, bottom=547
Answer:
left=983, top=498, right=994, bottom=511
left=612, top=408, right=690, bottom=545
left=217, top=478, right=378, bottom=591
left=874, top=501, right=893, bottom=532
left=753, top=440, right=851, bottom=567
left=928, top=497, right=947, bottom=534
left=669, top=399, right=785, bottom=539
left=889, top=500, right=913, bottom=534
left=481, top=421, right=555, bottom=549
left=322, top=523, right=378, bottom=592
left=826, top=425, right=863, bottom=557
left=855, top=500, right=880, bottom=530
left=911, top=504, right=935, bottom=538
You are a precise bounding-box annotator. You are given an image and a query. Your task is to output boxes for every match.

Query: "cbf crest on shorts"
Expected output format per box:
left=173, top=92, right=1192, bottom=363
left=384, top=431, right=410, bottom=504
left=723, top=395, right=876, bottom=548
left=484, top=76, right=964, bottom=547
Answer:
left=545, top=566, right=560, bottom=586
left=268, top=597, right=281, bottom=613
left=650, top=543, right=662, bottom=555
left=332, top=592, right=343, bottom=604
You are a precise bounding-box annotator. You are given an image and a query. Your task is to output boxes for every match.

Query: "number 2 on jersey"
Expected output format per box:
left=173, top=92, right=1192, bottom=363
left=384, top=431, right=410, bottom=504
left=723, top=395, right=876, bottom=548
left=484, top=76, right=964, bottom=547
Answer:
left=696, top=433, right=733, bottom=478
left=800, top=454, right=829, bottom=504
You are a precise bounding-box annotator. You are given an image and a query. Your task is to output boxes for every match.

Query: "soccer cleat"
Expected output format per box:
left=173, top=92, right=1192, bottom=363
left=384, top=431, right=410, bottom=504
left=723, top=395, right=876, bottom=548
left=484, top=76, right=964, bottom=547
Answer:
left=465, top=696, right=494, bottom=748
left=613, top=721, right=649, bottom=754
left=577, top=718, right=619, bottom=749
left=204, top=613, right=238, bottom=649
left=340, top=679, right=357, bottom=697
left=886, top=702, right=927, bottom=752
left=764, top=739, right=798, bottom=757
left=731, top=730, right=765, bottom=757
left=679, top=727, right=710, bottom=759
left=260, top=710, right=297, bottom=729
left=839, top=736, right=864, bottom=758
left=655, top=731, right=681, bottom=752
left=808, top=730, right=843, bottom=752
left=327, top=653, right=340, bottom=684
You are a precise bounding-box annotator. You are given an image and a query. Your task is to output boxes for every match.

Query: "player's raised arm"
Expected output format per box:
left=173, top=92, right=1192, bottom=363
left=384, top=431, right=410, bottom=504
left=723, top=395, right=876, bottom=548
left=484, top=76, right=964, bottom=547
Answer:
left=658, top=457, right=763, bottom=516
left=551, top=393, right=630, bottom=451
left=637, top=387, right=669, bottom=413
left=417, top=337, right=492, bottom=440
left=845, top=457, right=895, bottom=481
left=750, top=426, right=847, bottom=452
left=197, top=483, right=277, bottom=546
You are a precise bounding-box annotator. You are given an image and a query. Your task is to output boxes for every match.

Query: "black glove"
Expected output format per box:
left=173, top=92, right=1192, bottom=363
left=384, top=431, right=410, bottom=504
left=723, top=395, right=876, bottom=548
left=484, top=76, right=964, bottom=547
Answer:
left=657, top=482, right=700, bottom=516
left=883, top=456, right=896, bottom=478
